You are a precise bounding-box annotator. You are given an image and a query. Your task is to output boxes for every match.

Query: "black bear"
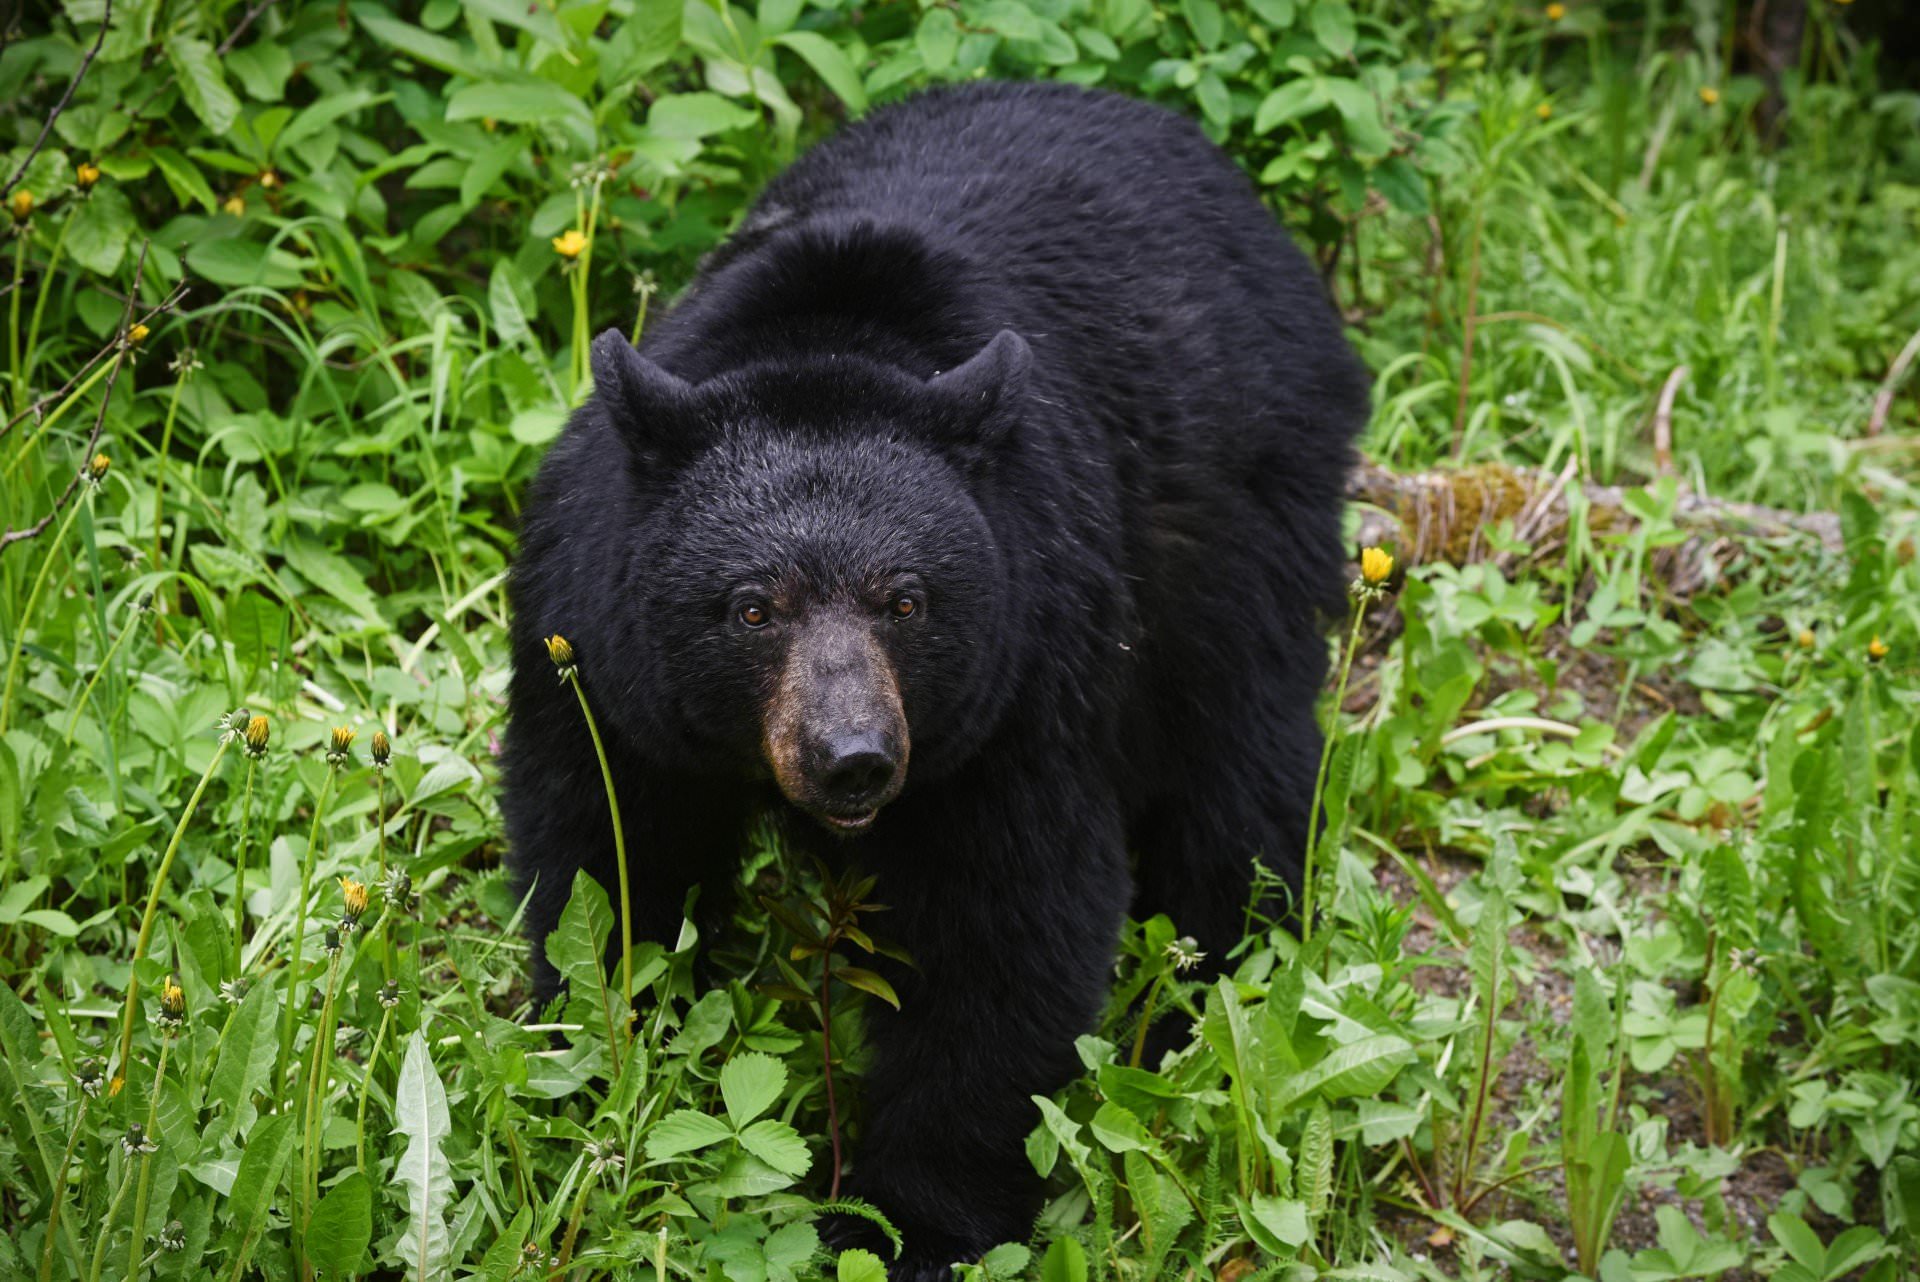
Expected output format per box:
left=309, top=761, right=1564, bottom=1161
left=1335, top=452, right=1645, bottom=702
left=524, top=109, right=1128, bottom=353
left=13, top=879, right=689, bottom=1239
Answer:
left=504, top=81, right=1367, bottom=1278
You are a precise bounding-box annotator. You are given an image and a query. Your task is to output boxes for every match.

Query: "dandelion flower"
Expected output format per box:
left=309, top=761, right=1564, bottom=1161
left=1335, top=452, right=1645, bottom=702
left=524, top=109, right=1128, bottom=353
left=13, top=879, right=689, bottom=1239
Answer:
left=1796, top=629, right=1815, bottom=650
left=76, top=162, right=102, bottom=188
left=222, top=194, right=245, bottom=216
left=552, top=229, right=588, bottom=258
left=1699, top=86, right=1720, bottom=105
left=157, top=974, right=187, bottom=1031
left=244, top=714, right=270, bottom=759
left=326, top=725, right=357, bottom=768
left=1868, top=636, right=1889, bottom=662
left=1545, top=2, right=1565, bottom=18
left=120, top=1123, right=158, bottom=1155
left=86, top=453, right=111, bottom=482
left=339, top=876, right=370, bottom=929
left=1361, top=547, right=1394, bottom=585
left=8, top=189, right=32, bottom=221
left=128, top=322, right=150, bottom=345
left=371, top=729, right=391, bottom=768
left=258, top=169, right=281, bottom=190
left=1537, top=101, right=1553, bottom=120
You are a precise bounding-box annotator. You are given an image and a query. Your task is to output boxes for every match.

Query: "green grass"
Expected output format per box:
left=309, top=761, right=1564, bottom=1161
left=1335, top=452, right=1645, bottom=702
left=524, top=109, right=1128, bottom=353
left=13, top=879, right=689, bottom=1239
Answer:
left=3, top=1, right=1920, bottom=1279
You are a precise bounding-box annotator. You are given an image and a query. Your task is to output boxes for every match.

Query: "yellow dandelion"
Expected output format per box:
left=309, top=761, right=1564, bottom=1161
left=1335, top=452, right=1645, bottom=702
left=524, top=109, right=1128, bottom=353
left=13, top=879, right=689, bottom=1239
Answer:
left=326, top=725, right=356, bottom=767
left=1537, top=101, right=1554, bottom=120
left=222, top=194, right=245, bottom=216
left=8, top=189, right=32, bottom=221
left=1699, top=86, right=1720, bottom=105
left=258, top=169, right=281, bottom=190
left=76, top=162, right=102, bottom=188
left=244, top=714, right=270, bottom=758
left=86, top=453, right=111, bottom=481
left=1796, top=629, right=1815, bottom=650
left=339, top=876, right=370, bottom=920
left=1545, top=2, right=1565, bottom=18
left=371, top=729, right=391, bottom=768
left=546, top=634, right=575, bottom=667
left=127, top=322, right=149, bottom=345
left=552, top=229, right=588, bottom=258
left=1361, top=546, right=1394, bottom=585
left=1868, top=636, right=1889, bottom=662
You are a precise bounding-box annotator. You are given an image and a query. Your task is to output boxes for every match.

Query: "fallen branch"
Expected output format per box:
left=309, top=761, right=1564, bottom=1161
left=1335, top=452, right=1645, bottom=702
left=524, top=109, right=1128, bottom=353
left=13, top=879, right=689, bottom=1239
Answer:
left=1348, top=458, right=1842, bottom=593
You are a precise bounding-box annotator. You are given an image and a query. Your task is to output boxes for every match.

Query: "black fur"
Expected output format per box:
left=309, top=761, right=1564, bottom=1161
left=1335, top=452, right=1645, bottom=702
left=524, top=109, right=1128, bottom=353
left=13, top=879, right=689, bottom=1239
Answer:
left=504, top=81, right=1368, bottom=1278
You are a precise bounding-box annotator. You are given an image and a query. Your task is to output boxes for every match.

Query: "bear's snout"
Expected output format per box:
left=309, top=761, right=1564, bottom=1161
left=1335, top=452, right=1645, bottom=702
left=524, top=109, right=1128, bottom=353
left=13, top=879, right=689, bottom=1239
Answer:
left=762, top=609, right=909, bottom=834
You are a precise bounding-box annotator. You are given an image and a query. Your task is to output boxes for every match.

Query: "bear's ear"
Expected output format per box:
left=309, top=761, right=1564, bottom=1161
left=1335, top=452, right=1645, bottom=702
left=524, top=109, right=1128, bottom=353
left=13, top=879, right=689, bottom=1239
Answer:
left=590, top=328, right=700, bottom=463
left=926, top=329, right=1030, bottom=448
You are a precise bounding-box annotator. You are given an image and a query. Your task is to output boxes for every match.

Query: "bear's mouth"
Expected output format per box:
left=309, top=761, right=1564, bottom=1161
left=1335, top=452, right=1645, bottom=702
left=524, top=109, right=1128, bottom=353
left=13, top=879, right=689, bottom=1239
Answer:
left=818, top=808, right=878, bottom=835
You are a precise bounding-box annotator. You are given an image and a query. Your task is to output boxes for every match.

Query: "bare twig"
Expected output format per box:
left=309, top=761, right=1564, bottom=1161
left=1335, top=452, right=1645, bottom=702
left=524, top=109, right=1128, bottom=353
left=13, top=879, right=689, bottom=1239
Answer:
left=0, top=281, right=186, bottom=442
left=0, top=240, right=151, bottom=554
left=0, top=0, right=112, bottom=201
left=1651, top=365, right=1689, bottom=477
left=1865, top=322, right=1920, bottom=438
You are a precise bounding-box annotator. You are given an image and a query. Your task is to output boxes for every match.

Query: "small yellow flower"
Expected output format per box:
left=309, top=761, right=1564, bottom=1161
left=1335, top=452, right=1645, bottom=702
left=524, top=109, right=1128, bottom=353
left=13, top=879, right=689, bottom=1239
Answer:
left=552, top=229, right=588, bottom=258
left=371, top=729, right=391, bottom=768
left=1545, top=2, right=1565, bottom=18
left=258, top=169, right=281, bottom=190
left=8, top=189, right=32, bottom=221
left=1699, top=86, right=1720, bottom=105
left=128, top=322, right=150, bottom=345
left=86, top=453, right=111, bottom=482
left=1868, top=636, right=1889, bottom=662
left=222, top=194, right=245, bottom=216
left=245, top=714, right=271, bottom=759
left=326, top=725, right=357, bottom=767
left=157, top=975, right=187, bottom=1030
left=546, top=634, right=575, bottom=667
left=76, top=162, right=102, bottom=188
left=339, top=876, right=370, bottom=923
left=1537, top=101, right=1554, bottom=120
left=1796, top=629, right=1815, bottom=650
left=1361, top=547, right=1395, bottom=585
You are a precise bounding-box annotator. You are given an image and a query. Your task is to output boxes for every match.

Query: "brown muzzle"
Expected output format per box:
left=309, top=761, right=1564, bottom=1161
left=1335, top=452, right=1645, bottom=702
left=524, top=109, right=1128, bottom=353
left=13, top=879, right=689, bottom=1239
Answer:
left=762, top=608, right=908, bottom=835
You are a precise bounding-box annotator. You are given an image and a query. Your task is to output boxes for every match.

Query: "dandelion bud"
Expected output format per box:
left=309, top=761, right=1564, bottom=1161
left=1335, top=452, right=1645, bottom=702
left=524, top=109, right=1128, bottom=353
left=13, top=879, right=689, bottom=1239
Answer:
left=159, top=1220, right=186, bottom=1253
left=382, top=867, right=415, bottom=911
left=156, top=975, right=187, bottom=1031
left=1163, top=935, right=1207, bottom=973
left=378, top=979, right=402, bottom=1008
left=339, top=876, right=369, bottom=929
left=76, top=1056, right=107, bottom=1097
left=371, top=729, right=391, bottom=768
left=546, top=634, right=577, bottom=682
left=128, top=322, right=150, bottom=345
left=326, top=725, right=356, bottom=768
left=219, top=977, right=250, bottom=1004
left=245, top=715, right=270, bottom=759
left=1868, top=636, right=1889, bottom=663
left=8, top=189, right=32, bottom=221
left=76, top=162, right=102, bottom=188
left=85, top=453, right=110, bottom=483
left=120, top=1123, right=158, bottom=1156
left=1796, top=629, right=1815, bottom=650
left=323, top=925, right=342, bottom=957
left=224, top=708, right=253, bottom=737
left=1699, top=86, right=1720, bottom=106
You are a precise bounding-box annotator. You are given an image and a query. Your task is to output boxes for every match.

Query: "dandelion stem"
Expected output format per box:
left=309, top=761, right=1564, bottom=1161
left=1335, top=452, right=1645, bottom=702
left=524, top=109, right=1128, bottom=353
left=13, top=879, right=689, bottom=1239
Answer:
left=85, top=1163, right=136, bottom=1282
left=281, top=767, right=338, bottom=1076
left=115, top=736, right=230, bottom=1080
left=232, top=756, right=258, bottom=975
left=22, top=205, right=72, bottom=397
left=0, top=483, right=88, bottom=736
left=37, top=1096, right=89, bottom=1282
left=566, top=670, right=632, bottom=1049
left=1300, top=602, right=1369, bottom=949
left=302, top=946, right=347, bottom=1244
left=355, top=1003, right=393, bottom=1173
left=148, top=356, right=191, bottom=578
left=126, top=1036, right=171, bottom=1282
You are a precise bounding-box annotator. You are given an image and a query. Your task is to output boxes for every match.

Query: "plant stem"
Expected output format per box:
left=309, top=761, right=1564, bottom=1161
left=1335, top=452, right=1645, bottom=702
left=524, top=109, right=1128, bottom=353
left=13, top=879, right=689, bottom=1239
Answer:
left=37, top=1096, right=89, bottom=1282
left=148, top=357, right=191, bottom=579
left=115, top=736, right=230, bottom=1080
left=356, top=1003, right=393, bottom=1173
left=1129, top=971, right=1168, bottom=1070
left=62, top=597, right=141, bottom=745
left=821, top=960, right=843, bottom=1200
left=281, top=767, right=338, bottom=1075
left=126, top=1036, right=172, bottom=1282
left=0, top=484, right=88, bottom=735
left=8, top=230, right=25, bottom=416
left=566, top=671, right=632, bottom=1048
left=22, top=205, right=72, bottom=396
left=232, top=756, right=258, bottom=975
left=302, top=946, right=347, bottom=1247
left=1300, top=602, right=1369, bottom=947
left=4, top=355, right=112, bottom=479
left=85, top=1164, right=136, bottom=1282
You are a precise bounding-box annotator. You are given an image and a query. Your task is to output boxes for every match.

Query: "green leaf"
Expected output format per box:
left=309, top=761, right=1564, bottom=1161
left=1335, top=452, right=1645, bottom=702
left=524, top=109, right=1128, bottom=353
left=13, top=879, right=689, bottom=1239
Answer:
left=1275, top=1034, right=1415, bottom=1108
left=834, top=966, right=900, bottom=1009
left=1300, top=1099, right=1333, bottom=1216
left=1321, top=77, right=1393, bottom=157
left=1040, top=1235, right=1087, bottom=1282
left=1241, top=1192, right=1310, bottom=1250
left=1255, top=79, right=1322, bottom=134
left=307, top=1172, right=373, bottom=1277
left=548, top=872, right=622, bottom=1050
left=1768, top=1212, right=1825, bottom=1272
left=1371, top=155, right=1428, bottom=214
left=205, top=980, right=277, bottom=1142
left=166, top=35, right=241, bottom=135
left=445, top=80, right=593, bottom=137
left=646, top=1109, right=734, bottom=1159
left=149, top=146, right=219, bottom=213
left=773, top=32, right=868, bottom=114
left=916, top=9, right=960, bottom=72
left=737, top=1119, right=812, bottom=1176
left=1089, top=1100, right=1152, bottom=1152
left=838, top=1249, right=888, bottom=1282
left=647, top=92, right=758, bottom=140
left=283, top=539, right=386, bottom=629
left=394, top=1033, right=453, bottom=1282
left=603, top=0, right=682, bottom=82
left=1354, top=1098, right=1423, bottom=1144
left=67, top=185, right=135, bottom=275
left=1308, top=0, right=1355, bottom=57
left=719, top=1050, right=786, bottom=1127
left=184, top=238, right=308, bottom=289
left=354, top=9, right=484, bottom=77
left=224, top=1112, right=296, bottom=1267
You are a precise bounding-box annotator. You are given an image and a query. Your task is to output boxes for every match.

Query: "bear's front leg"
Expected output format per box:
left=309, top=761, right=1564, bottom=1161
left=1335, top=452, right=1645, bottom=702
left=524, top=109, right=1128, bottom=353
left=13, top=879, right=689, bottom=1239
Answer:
left=846, top=759, right=1131, bottom=1279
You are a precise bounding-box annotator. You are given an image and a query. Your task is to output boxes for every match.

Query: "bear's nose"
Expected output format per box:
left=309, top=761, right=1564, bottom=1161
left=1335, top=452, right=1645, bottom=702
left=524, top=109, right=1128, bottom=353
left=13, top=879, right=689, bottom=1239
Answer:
left=820, top=734, right=898, bottom=807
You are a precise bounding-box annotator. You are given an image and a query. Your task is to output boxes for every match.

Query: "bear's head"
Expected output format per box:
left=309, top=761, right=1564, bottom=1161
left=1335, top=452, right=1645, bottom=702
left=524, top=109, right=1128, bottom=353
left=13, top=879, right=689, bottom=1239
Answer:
left=590, top=327, right=1029, bottom=835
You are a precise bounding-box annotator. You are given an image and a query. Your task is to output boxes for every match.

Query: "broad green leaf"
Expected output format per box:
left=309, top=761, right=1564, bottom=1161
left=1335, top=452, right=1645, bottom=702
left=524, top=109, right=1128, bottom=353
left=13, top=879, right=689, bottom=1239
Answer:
left=838, top=1249, right=888, bottom=1282
left=773, top=32, right=869, bottom=113
left=646, top=1109, right=734, bottom=1159
left=445, top=80, right=593, bottom=135
left=1372, top=156, right=1428, bottom=214
left=737, top=1119, right=811, bottom=1176
left=720, top=1051, right=787, bottom=1128
left=205, top=980, right=277, bottom=1142
left=547, top=872, right=623, bottom=1050
left=1300, top=1100, right=1333, bottom=1216
left=835, top=965, right=899, bottom=1009
left=1355, top=1099, right=1423, bottom=1144
left=284, top=539, right=386, bottom=629
left=1308, top=0, right=1355, bottom=57
left=185, top=238, right=308, bottom=289
left=647, top=92, right=758, bottom=140
left=1240, top=1192, right=1309, bottom=1250
left=224, top=1112, right=296, bottom=1269
left=1274, top=1034, right=1415, bottom=1109
left=394, top=1033, right=453, bottom=1282
left=150, top=146, right=219, bottom=212
left=67, top=184, right=134, bottom=275
left=1255, top=78, right=1321, bottom=134
left=355, top=10, right=484, bottom=78
left=166, top=35, right=240, bottom=134
left=1089, top=1100, right=1151, bottom=1152
left=917, top=9, right=960, bottom=71
left=1040, top=1235, right=1087, bottom=1282
left=307, top=1172, right=373, bottom=1277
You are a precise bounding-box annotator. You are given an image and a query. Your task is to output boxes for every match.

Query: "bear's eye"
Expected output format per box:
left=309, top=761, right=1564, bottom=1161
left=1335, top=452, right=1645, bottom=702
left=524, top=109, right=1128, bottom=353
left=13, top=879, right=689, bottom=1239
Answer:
left=738, top=601, right=772, bottom=629
left=889, top=594, right=918, bottom=621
